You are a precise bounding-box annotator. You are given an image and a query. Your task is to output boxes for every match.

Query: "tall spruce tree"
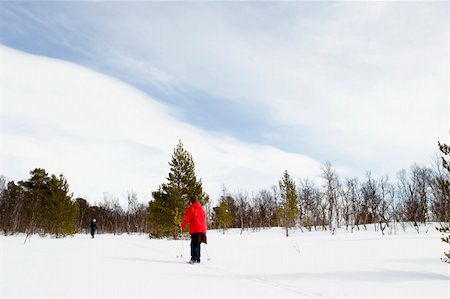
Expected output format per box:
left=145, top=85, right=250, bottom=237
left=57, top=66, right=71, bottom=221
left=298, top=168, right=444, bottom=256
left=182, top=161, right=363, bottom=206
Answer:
left=147, top=141, right=209, bottom=238
left=278, top=170, right=298, bottom=237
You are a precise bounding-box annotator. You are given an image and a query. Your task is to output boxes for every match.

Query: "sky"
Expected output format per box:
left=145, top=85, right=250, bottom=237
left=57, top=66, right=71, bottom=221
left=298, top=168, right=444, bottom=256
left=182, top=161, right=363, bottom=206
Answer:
left=0, top=1, right=448, bottom=206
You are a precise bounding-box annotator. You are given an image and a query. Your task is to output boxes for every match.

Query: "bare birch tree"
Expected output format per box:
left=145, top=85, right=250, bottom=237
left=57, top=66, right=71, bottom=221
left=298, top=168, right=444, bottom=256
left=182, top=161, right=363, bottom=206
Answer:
left=321, top=162, right=341, bottom=233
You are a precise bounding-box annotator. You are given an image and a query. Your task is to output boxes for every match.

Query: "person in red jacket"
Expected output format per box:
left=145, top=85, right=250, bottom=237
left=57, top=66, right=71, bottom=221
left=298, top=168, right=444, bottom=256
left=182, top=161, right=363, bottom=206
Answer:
left=180, top=196, right=207, bottom=263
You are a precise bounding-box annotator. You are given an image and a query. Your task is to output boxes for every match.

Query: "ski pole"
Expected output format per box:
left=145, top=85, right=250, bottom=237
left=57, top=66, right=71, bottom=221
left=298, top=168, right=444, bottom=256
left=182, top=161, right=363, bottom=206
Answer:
left=203, top=243, right=210, bottom=261
left=176, top=226, right=184, bottom=259
left=180, top=226, right=184, bottom=259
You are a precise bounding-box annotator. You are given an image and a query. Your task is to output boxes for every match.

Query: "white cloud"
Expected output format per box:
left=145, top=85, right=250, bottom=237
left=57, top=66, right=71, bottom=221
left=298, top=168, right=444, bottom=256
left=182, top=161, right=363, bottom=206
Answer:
left=68, top=1, right=446, bottom=175
left=0, top=46, right=322, bottom=205
left=1, top=1, right=446, bottom=197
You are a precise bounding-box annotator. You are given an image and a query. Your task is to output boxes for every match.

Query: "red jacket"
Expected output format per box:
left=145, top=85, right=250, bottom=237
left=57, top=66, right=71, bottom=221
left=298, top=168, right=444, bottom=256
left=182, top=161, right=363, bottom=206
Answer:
left=181, top=202, right=206, bottom=234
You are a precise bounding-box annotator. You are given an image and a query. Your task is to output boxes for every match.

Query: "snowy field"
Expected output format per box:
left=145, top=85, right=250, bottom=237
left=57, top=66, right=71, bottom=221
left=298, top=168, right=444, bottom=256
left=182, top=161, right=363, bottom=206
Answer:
left=1, top=226, right=449, bottom=299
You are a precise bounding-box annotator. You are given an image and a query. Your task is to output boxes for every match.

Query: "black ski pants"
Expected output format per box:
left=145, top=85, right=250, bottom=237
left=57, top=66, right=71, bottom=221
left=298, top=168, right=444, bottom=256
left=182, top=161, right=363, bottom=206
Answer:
left=190, top=233, right=202, bottom=262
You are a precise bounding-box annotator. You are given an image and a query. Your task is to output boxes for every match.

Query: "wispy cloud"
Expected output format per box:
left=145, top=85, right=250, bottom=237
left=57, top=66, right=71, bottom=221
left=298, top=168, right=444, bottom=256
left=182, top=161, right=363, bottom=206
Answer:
left=0, top=46, right=321, bottom=204
left=0, top=1, right=447, bottom=202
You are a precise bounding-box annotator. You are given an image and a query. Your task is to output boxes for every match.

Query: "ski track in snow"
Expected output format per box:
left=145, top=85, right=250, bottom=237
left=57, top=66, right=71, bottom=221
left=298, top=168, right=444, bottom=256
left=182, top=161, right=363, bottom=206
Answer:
left=124, top=237, right=329, bottom=298
left=199, top=261, right=333, bottom=299
left=107, top=235, right=333, bottom=298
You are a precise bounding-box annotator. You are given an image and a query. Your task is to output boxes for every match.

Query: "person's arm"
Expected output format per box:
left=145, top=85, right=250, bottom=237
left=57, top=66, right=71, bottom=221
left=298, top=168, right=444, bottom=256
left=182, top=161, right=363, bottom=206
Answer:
left=180, top=207, right=191, bottom=228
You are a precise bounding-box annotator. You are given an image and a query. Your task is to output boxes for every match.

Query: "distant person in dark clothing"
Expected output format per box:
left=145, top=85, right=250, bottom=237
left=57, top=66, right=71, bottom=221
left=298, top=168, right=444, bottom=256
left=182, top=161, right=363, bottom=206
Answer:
left=90, top=219, right=97, bottom=238
left=180, top=196, right=207, bottom=263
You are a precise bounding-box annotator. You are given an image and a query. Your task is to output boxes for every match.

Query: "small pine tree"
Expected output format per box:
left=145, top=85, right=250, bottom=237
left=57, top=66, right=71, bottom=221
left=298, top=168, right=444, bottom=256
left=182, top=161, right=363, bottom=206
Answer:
left=147, top=141, right=209, bottom=238
left=215, top=196, right=232, bottom=234
left=278, top=170, right=298, bottom=237
left=437, top=141, right=450, bottom=262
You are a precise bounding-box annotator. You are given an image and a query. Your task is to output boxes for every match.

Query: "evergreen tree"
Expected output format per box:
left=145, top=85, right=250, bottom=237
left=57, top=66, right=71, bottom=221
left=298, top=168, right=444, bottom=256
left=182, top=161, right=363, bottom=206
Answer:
left=13, top=169, right=77, bottom=237
left=19, top=168, right=52, bottom=235
left=147, top=141, right=209, bottom=238
left=278, top=170, right=298, bottom=237
left=214, top=195, right=232, bottom=234
left=0, top=181, right=25, bottom=234
left=437, top=142, right=450, bottom=262
left=43, top=174, right=77, bottom=237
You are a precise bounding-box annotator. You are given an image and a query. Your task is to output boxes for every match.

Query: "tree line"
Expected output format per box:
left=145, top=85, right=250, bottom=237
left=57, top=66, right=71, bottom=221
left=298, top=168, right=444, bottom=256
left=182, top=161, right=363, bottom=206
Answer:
left=0, top=141, right=449, bottom=248
left=211, top=161, right=449, bottom=236
left=0, top=169, right=148, bottom=237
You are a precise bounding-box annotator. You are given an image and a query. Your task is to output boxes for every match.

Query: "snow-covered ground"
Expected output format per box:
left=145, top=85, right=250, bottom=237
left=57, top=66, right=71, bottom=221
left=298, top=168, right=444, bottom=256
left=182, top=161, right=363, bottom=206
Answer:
left=1, top=226, right=449, bottom=299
